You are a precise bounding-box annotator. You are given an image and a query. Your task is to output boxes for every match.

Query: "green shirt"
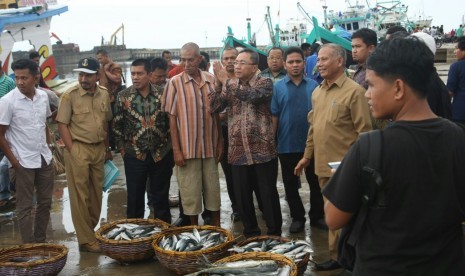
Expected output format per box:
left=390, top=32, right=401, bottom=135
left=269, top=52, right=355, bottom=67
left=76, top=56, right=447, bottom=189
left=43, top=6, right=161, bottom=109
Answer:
left=0, top=73, right=16, bottom=98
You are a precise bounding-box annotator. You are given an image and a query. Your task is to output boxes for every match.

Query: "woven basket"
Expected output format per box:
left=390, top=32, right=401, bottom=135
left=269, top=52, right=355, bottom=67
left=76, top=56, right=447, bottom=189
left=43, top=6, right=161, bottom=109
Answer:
left=215, top=252, right=297, bottom=276
left=95, top=218, right=170, bottom=263
left=0, top=243, right=68, bottom=276
left=152, top=225, right=235, bottom=275
left=235, top=235, right=310, bottom=276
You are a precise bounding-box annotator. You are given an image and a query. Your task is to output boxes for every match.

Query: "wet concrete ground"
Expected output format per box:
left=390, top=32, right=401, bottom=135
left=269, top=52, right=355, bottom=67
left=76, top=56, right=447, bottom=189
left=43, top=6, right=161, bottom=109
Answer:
left=0, top=153, right=342, bottom=276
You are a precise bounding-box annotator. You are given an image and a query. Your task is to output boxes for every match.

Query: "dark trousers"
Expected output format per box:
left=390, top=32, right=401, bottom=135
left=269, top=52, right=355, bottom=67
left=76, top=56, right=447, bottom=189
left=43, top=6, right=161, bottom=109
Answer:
left=123, top=151, right=174, bottom=223
left=278, top=153, right=306, bottom=222
left=232, top=158, right=282, bottom=237
left=306, top=157, right=324, bottom=220
left=220, top=125, right=238, bottom=213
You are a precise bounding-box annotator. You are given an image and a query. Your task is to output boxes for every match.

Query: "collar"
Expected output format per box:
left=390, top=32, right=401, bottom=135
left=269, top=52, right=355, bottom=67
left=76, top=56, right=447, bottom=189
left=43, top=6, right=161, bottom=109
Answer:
left=12, top=87, right=37, bottom=100
left=239, top=73, right=258, bottom=86
left=284, top=74, right=307, bottom=84
left=181, top=69, right=210, bottom=86
left=78, top=84, right=100, bottom=96
left=320, top=73, right=348, bottom=89
left=263, top=68, right=287, bottom=77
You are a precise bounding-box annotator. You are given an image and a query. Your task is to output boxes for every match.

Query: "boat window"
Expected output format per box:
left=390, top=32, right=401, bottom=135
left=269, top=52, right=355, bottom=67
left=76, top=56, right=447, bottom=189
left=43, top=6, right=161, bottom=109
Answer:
left=347, top=24, right=352, bottom=31
left=353, top=22, right=359, bottom=30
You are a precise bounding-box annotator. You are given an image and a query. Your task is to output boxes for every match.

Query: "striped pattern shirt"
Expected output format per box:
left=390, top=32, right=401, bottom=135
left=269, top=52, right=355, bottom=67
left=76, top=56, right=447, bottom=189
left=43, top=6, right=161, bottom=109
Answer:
left=162, top=70, right=219, bottom=160
left=0, top=74, right=16, bottom=98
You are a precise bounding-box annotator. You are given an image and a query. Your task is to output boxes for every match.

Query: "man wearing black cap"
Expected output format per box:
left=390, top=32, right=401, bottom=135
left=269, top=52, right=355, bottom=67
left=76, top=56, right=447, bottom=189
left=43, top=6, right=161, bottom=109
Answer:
left=56, top=57, right=113, bottom=253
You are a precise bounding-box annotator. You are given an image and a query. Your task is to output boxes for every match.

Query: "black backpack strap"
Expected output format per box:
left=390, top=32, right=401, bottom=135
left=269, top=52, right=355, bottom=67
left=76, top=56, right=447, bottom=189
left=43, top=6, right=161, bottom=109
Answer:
left=347, top=130, right=383, bottom=246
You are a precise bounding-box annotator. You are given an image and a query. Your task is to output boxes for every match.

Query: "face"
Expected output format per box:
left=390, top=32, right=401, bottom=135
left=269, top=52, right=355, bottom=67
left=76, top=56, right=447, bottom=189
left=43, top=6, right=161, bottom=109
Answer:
left=234, top=52, right=258, bottom=81
left=180, top=49, right=202, bottom=76
left=78, top=72, right=98, bottom=91
left=267, top=49, right=284, bottom=72
left=163, top=53, right=172, bottom=64
left=365, top=69, right=396, bottom=119
left=455, top=44, right=465, bottom=60
left=31, top=57, right=40, bottom=66
left=317, top=47, right=343, bottom=81
left=131, top=65, right=151, bottom=90
left=222, top=49, right=238, bottom=74
left=284, top=52, right=305, bottom=78
left=351, top=38, right=374, bottom=64
left=14, top=68, right=39, bottom=96
left=150, top=68, right=167, bottom=86
left=96, top=54, right=109, bottom=65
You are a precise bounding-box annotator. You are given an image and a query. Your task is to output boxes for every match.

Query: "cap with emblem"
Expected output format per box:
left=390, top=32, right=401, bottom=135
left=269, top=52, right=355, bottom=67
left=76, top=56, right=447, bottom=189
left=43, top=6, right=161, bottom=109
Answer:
left=73, top=57, right=100, bottom=74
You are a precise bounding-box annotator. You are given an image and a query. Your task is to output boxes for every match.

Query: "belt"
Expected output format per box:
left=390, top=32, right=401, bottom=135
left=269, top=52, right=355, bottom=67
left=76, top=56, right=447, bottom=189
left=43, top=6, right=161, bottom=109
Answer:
left=74, top=140, right=103, bottom=146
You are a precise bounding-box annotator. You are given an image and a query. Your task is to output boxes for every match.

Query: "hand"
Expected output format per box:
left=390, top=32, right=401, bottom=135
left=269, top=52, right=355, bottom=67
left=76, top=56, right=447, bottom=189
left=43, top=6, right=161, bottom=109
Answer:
left=120, top=148, right=125, bottom=158
left=12, top=160, right=21, bottom=170
left=213, top=61, right=228, bottom=85
left=294, top=158, right=310, bottom=176
left=105, top=151, right=113, bottom=161
left=173, top=150, right=185, bottom=167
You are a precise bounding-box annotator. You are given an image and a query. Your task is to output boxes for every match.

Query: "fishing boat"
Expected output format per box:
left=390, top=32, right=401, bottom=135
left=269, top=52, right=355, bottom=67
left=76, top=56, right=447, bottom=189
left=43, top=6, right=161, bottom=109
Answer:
left=0, top=0, right=68, bottom=82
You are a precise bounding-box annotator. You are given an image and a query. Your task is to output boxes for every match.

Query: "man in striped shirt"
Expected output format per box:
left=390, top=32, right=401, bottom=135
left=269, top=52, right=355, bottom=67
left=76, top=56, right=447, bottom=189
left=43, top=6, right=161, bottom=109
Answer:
left=162, top=42, right=223, bottom=227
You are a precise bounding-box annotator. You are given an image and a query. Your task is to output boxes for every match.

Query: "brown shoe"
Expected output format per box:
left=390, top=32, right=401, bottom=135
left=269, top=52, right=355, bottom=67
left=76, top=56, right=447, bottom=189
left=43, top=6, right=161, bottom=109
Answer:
left=80, top=241, right=102, bottom=253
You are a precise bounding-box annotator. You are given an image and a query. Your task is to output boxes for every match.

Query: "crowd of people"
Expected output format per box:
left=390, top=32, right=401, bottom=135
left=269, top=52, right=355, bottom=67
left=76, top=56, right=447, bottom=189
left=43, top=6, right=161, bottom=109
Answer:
left=0, top=25, right=464, bottom=275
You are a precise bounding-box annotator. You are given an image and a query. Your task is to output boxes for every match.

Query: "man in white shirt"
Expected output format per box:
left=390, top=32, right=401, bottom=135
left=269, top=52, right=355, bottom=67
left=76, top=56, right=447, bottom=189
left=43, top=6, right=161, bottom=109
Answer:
left=0, top=59, right=54, bottom=243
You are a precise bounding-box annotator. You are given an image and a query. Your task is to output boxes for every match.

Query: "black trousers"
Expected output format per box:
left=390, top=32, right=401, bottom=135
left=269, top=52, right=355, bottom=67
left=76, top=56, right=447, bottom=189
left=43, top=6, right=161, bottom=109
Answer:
left=306, top=157, right=324, bottom=220
left=278, top=153, right=306, bottom=222
left=232, top=158, right=282, bottom=237
left=220, top=125, right=237, bottom=213
left=123, top=151, right=174, bottom=223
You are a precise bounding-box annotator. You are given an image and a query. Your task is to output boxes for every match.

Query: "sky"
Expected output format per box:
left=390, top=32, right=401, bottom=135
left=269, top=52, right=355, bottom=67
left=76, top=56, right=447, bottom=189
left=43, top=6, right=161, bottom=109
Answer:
left=50, top=0, right=464, bottom=51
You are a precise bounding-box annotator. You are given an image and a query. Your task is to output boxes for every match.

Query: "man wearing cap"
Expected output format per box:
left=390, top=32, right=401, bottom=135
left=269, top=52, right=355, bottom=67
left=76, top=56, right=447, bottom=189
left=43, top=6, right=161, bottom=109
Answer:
left=56, top=57, right=112, bottom=253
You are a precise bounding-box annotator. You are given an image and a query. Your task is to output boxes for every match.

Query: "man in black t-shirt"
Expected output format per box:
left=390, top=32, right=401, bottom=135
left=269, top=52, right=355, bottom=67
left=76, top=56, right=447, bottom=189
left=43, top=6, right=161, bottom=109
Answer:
left=323, top=37, right=465, bottom=275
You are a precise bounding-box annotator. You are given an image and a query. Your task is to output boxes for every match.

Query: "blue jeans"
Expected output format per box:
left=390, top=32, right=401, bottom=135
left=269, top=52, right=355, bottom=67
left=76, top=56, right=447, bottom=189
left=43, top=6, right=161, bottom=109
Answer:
left=123, top=151, right=174, bottom=223
left=0, top=155, right=11, bottom=201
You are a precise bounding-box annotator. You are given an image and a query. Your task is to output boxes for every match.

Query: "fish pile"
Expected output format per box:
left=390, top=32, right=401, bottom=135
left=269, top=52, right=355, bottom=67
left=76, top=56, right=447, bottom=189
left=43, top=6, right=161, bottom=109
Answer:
left=228, top=239, right=313, bottom=263
left=104, top=223, right=163, bottom=240
left=158, top=228, right=226, bottom=252
left=9, top=255, right=50, bottom=263
left=185, top=260, right=291, bottom=276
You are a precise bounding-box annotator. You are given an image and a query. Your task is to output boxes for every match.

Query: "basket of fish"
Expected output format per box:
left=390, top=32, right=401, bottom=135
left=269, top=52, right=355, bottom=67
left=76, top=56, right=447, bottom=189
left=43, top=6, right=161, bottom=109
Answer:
left=95, top=218, right=170, bottom=263
left=184, top=251, right=297, bottom=276
left=0, top=243, right=68, bottom=276
left=152, top=225, right=236, bottom=275
left=229, top=236, right=312, bottom=276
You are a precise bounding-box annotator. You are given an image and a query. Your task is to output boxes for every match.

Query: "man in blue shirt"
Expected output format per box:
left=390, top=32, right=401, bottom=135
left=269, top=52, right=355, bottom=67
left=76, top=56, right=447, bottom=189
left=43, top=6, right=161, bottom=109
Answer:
left=272, top=47, right=319, bottom=233
left=447, top=36, right=465, bottom=125
left=305, top=41, right=323, bottom=84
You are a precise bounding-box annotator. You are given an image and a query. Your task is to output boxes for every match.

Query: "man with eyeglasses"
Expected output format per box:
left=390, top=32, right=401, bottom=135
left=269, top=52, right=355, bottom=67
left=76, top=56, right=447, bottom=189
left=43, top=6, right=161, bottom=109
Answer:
left=162, top=42, right=223, bottom=227
left=210, top=48, right=282, bottom=238
left=113, top=58, right=173, bottom=223
left=258, top=47, right=287, bottom=83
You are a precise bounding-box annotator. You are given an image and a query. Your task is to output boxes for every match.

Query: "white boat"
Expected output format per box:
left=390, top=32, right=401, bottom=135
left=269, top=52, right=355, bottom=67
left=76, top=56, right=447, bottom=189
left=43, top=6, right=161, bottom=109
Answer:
left=0, top=0, right=68, bottom=80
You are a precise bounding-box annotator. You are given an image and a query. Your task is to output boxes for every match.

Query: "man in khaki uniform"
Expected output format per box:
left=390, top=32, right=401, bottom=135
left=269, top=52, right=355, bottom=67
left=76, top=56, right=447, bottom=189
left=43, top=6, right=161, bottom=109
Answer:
left=56, top=58, right=112, bottom=253
left=295, top=44, right=372, bottom=271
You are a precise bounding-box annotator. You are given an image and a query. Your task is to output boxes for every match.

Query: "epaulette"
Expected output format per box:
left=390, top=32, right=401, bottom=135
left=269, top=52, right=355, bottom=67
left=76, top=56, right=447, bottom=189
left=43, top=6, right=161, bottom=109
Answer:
left=97, top=85, right=108, bottom=91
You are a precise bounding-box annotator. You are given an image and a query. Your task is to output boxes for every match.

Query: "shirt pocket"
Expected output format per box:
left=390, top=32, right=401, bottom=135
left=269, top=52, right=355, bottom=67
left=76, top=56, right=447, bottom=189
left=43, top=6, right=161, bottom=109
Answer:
left=72, top=107, right=90, bottom=125
left=330, top=102, right=347, bottom=122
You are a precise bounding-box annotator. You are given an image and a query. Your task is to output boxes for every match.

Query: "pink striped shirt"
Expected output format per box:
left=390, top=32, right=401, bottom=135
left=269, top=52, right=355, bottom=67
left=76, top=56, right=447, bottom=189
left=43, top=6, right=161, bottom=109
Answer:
left=162, top=70, right=219, bottom=159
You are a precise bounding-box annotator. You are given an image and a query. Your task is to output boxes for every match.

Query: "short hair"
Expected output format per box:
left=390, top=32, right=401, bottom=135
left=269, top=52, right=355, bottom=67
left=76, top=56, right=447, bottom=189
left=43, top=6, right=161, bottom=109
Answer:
left=29, top=51, right=40, bottom=60
left=367, top=37, right=435, bottom=98
left=301, top=43, right=311, bottom=51
left=321, top=43, right=346, bottom=64
left=352, top=28, right=378, bottom=47
left=221, top=47, right=239, bottom=59
left=162, top=50, right=171, bottom=57
left=268, top=47, right=283, bottom=55
left=181, top=42, right=200, bottom=56
left=458, top=36, right=465, bottom=51
left=386, top=25, right=407, bottom=36
left=12, top=58, right=38, bottom=76
left=284, top=47, right=305, bottom=61
left=131, top=58, right=151, bottom=73
left=239, top=48, right=259, bottom=65
left=150, top=57, right=167, bottom=71
left=199, top=51, right=210, bottom=71
left=96, top=49, right=108, bottom=56
left=200, top=51, right=210, bottom=63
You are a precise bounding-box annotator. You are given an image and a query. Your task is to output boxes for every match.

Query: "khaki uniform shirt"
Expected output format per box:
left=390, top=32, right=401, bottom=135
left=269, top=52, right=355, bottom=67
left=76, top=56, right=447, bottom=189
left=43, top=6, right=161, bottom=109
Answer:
left=303, top=73, right=372, bottom=177
left=56, top=83, right=112, bottom=144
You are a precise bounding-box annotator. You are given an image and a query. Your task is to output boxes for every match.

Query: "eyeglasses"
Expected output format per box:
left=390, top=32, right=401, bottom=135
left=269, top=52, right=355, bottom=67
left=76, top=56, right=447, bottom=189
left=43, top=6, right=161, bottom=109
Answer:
left=233, top=61, right=256, bottom=66
left=267, top=57, right=282, bottom=61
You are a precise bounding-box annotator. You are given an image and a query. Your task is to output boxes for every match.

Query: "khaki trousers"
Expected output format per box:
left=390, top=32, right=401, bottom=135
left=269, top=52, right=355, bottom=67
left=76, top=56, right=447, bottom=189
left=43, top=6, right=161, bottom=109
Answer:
left=13, top=156, right=54, bottom=243
left=63, top=141, right=105, bottom=245
left=319, top=176, right=340, bottom=261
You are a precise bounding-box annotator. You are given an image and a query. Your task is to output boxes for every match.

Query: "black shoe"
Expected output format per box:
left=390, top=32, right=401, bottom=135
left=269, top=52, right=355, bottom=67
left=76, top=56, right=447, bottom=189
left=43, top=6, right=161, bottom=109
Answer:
left=173, top=217, right=190, bottom=227
left=231, top=212, right=241, bottom=222
left=331, top=269, right=353, bottom=276
left=289, top=220, right=305, bottom=233
left=315, top=259, right=342, bottom=271
left=310, top=218, right=329, bottom=230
